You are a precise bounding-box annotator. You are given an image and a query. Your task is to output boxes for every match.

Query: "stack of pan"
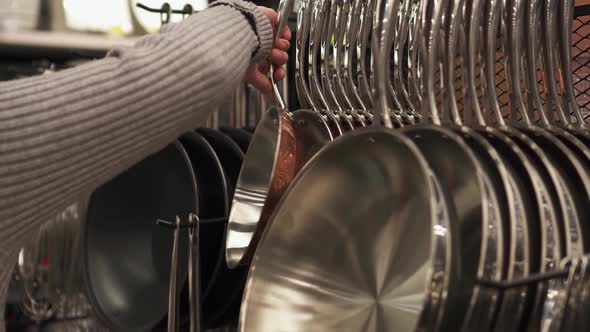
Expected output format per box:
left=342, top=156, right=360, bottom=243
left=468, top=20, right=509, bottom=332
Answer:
left=81, top=122, right=255, bottom=331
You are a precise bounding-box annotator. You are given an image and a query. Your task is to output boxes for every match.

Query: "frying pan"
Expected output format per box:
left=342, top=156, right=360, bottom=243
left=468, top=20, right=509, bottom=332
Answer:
left=225, top=0, right=334, bottom=269
left=83, top=142, right=197, bottom=332
left=437, top=0, right=519, bottom=329
left=479, top=1, right=563, bottom=330
left=193, top=127, right=248, bottom=327
left=239, top=2, right=455, bottom=329
left=177, top=132, right=230, bottom=328
left=397, top=0, right=503, bottom=329
left=527, top=1, right=590, bottom=329
left=475, top=0, right=584, bottom=330
left=197, top=128, right=244, bottom=201
left=238, top=130, right=455, bottom=332
left=508, top=0, right=590, bottom=257
left=535, top=0, right=590, bottom=247
left=219, top=127, right=253, bottom=153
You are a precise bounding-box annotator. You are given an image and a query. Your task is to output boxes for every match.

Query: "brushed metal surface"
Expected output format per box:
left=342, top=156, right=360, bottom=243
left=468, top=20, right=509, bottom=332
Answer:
left=240, top=129, right=451, bottom=332
left=226, top=108, right=281, bottom=269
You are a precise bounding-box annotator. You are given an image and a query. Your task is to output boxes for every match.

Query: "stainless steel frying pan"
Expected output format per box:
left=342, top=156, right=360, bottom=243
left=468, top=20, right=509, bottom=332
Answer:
left=438, top=0, right=516, bottom=329
left=225, top=0, right=333, bottom=269
left=483, top=0, right=585, bottom=330
left=239, top=0, right=454, bottom=329
left=399, top=0, right=503, bottom=329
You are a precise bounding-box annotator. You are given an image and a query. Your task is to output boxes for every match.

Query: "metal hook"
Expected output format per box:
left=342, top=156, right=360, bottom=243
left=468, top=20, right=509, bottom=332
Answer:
left=183, top=4, right=194, bottom=18
left=137, top=2, right=198, bottom=15
left=160, top=3, right=172, bottom=26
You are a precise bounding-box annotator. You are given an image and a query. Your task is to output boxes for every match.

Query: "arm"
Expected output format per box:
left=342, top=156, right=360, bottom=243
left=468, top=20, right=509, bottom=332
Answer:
left=0, top=0, right=276, bottom=322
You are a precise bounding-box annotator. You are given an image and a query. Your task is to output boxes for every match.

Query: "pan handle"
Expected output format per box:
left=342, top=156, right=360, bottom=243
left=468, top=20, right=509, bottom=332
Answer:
left=269, top=0, right=295, bottom=110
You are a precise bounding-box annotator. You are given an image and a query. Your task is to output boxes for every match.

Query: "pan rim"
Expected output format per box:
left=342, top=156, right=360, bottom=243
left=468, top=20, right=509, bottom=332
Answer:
left=238, top=128, right=453, bottom=332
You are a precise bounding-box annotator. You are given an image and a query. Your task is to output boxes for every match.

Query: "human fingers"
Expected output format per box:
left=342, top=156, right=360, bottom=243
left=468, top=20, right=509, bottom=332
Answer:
left=269, top=49, right=288, bottom=66
left=275, top=38, right=290, bottom=51
left=273, top=66, right=286, bottom=82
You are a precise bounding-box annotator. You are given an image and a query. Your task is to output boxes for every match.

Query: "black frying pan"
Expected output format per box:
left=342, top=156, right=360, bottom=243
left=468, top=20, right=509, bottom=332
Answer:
left=174, top=132, right=230, bottom=329
left=243, top=126, right=256, bottom=134
left=219, top=127, right=253, bottom=153
left=83, top=142, right=197, bottom=332
left=195, top=127, right=249, bottom=328
left=197, top=128, right=243, bottom=201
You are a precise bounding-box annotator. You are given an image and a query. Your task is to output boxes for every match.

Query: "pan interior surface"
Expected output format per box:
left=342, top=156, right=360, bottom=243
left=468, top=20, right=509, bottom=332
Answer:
left=83, top=143, right=197, bottom=332
left=226, top=107, right=281, bottom=268
left=240, top=130, right=436, bottom=332
left=291, top=109, right=333, bottom=164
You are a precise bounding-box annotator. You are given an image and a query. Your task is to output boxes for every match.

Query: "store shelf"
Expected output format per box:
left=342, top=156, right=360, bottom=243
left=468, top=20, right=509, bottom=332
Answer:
left=0, top=30, right=139, bottom=60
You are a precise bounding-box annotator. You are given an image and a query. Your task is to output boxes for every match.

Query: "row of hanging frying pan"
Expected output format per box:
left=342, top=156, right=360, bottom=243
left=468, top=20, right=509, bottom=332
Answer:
left=81, top=0, right=590, bottom=330
left=239, top=0, right=590, bottom=331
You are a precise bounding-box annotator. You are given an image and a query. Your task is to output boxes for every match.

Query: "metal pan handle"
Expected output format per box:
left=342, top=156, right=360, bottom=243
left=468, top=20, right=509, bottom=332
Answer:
left=372, top=0, right=401, bottom=128
left=269, top=0, right=295, bottom=110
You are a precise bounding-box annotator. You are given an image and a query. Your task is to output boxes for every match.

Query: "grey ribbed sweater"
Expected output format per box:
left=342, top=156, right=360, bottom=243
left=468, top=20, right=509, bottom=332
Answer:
left=0, top=1, right=274, bottom=329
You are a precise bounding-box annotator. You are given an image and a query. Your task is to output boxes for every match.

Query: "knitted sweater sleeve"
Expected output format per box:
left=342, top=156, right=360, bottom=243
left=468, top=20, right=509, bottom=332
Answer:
left=0, top=1, right=274, bottom=327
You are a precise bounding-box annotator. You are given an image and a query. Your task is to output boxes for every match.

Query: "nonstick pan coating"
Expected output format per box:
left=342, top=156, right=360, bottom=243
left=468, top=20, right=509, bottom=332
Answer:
left=179, top=132, right=229, bottom=311
left=220, top=127, right=253, bottom=153
left=83, top=142, right=197, bottom=332
left=197, top=128, right=245, bottom=201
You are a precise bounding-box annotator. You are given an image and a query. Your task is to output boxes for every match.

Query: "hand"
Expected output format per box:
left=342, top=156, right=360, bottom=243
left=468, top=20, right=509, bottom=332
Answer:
left=245, top=6, right=292, bottom=96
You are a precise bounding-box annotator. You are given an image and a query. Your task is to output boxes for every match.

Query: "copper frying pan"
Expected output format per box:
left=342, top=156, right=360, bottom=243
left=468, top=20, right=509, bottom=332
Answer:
left=225, top=0, right=333, bottom=269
